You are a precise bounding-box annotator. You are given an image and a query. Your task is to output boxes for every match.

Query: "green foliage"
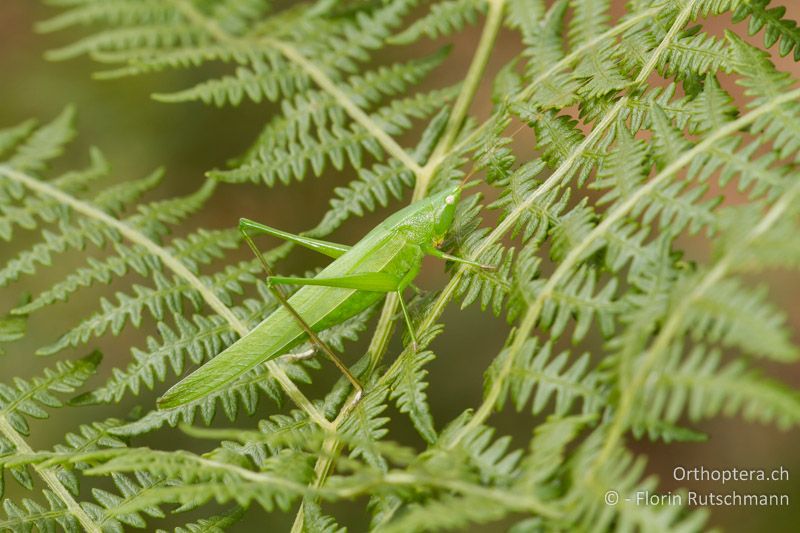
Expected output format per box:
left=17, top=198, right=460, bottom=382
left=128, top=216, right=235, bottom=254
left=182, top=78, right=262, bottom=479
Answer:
left=0, top=352, right=100, bottom=437
left=1, top=0, right=799, bottom=530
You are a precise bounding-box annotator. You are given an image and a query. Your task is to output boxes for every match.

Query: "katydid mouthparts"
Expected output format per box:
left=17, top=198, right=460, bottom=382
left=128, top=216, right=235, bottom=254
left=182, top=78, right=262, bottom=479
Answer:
left=157, top=184, right=492, bottom=410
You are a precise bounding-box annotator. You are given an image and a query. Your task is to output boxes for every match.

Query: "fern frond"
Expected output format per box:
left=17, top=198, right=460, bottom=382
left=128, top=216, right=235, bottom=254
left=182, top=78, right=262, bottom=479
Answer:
left=338, top=388, right=391, bottom=470
left=0, top=218, right=119, bottom=287
left=153, top=53, right=307, bottom=106
left=309, top=104, right=454, bottom=237
left=734, top=0, right=800, bottom=60
left=510, top=0, right=578, bottom=109
left=301, top=501, right=345, bottom=533
left=441, top=193, right=516, bottom=317
left=0, top=352, right=100, bottom=437
left=727, top=31, right=800, bottom=158
left=567, top=434, right=709, bottom=532
left=0, top=154, right=213, bottom=295
left=0, top=490, right=79, bottom=533
left=46, top=24, right=207, bottom=62
left=162, top=507, right=244, bottom=533
left=580, top=83, right=693, bottom=133
left=379, top=493, right=508, bottom=533
left=515, top=413, right=594, bottom=489
left=390, top=349, right=437, bottom=444
left=390, top=0, right=486, bottom=44
left=631, top=419, right=708, bottom=444
left=0, top=300, right=27, bottom=357
left=487, top=337, right=600, bottom=416
left=513, top=107, right=597, bottom=184
left=4, top=106, right=76, bottom=173
left=238, top=51, right=451, bottom=164
left=217, top=76, right=451, bottom=188
left=215, top=123, right=383, bottom=186
left=208, top=0, right=271, bottom=36
left=451, top=230, right=513, bottom=316
left=82, top=448, right=312, bottom=514
left=537, top=266, right=620, bottom=341
left=0, top=120, right=38, bottom=161
left=642, top=346, right=800, bottom=429
left=0, top=147, right=109, bottom=242
left=0, top=355, right=108, bottom=533
left=308, top=0, right=418, bottom=73
left=679, top=277, right=797, bottom=361
left=659, top=29, right=734, bottom=80
left=15, top=229, right=240, bottom=315
left=37, top=0, right=179, bottom=34
left=87, top=472, right=170, bottom=530
left=317, top=162, right=416, bottom=236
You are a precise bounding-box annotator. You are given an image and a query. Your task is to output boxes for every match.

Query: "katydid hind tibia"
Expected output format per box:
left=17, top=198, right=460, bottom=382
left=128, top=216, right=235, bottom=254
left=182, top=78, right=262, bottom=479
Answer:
left=157, top=184, right=490, bottom=410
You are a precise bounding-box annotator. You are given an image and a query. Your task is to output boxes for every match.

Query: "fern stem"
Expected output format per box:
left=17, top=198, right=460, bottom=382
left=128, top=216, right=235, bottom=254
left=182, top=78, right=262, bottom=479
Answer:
left=266, top=39, right=424, bottom=176
left=0, top=166, right=330, bottom=430
left=424, top=2, right=663, bottom=175
left=424, top=0, right=506, bottom=174
left=0, top=414, right=102, bottom=533
left=590, top=138, right=800, bottom=477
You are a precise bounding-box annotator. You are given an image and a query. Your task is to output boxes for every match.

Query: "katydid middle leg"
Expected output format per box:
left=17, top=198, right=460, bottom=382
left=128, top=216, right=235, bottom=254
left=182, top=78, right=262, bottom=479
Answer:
left=396, top=293, right=419, bottom=349
left=266, top=273, right=420, bottom=351
left=239, top=220, right=365, bottom=398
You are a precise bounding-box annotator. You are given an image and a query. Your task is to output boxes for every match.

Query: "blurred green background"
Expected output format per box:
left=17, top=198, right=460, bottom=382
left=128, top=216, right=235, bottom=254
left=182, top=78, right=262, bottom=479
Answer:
left=1, top=2, right=799, bottom=531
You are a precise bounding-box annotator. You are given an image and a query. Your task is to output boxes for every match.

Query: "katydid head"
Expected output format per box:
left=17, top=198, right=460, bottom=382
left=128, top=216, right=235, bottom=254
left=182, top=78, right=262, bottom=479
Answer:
left=432, top=184, right=461, bottom=244
left=430, top=177, right=481, bottom=241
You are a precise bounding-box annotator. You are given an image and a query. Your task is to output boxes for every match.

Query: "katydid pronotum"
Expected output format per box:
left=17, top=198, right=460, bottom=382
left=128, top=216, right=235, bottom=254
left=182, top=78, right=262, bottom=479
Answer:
left=157, top=184, right=492, bottom=409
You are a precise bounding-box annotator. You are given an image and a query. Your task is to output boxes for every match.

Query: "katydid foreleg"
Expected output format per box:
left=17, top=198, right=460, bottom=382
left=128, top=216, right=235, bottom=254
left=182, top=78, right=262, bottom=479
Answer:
left=425, top=245, right=497, bottom=270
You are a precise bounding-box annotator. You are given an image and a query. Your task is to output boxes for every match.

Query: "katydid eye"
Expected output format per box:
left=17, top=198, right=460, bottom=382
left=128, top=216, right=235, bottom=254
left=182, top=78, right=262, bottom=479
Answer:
left=445, top=195, right=455, bottom=204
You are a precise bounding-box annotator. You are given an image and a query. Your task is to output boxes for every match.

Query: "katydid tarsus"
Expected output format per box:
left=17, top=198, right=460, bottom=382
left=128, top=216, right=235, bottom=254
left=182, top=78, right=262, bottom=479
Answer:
left=157, top=184, right=492, bottom=410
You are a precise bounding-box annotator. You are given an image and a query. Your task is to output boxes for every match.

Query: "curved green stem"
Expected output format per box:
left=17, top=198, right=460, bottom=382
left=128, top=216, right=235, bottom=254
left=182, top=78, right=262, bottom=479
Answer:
left=423, top=0, right=507, bottom=176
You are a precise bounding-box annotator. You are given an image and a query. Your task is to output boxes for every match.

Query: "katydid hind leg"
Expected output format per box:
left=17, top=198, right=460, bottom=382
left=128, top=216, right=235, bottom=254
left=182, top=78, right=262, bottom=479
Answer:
left=275, top=294, right=364, bottom=399
left=239, top=223, right=364, bottom=399
left=239, top=218, right=350, bottom=259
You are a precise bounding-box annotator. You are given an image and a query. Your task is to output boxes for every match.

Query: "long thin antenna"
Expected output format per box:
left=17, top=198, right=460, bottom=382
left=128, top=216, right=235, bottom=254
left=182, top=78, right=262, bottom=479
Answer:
left=459, top=166, right=480, bottom=190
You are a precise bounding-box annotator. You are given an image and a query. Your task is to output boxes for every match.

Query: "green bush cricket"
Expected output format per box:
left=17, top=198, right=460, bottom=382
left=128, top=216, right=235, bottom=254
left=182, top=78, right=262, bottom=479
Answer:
left=157, top=183, right=491, bottom=410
